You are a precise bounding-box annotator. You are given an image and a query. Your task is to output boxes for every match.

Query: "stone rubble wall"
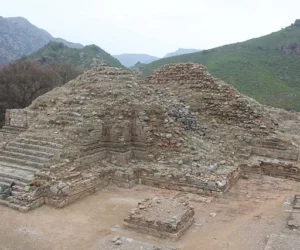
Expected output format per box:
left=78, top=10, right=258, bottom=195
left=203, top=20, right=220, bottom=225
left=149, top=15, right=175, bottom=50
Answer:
left=145, top=63, right=275, bottom=132
left=124, top=198, right=195, bottom=239
left=251, top=147, right=299, bottom=162
left=18, top=164, right=241, bottom=211
left=242, top=162, right=300, bottom=181
left=45, top=177, right=110, bottom=208
left=5, top=109, right=36, bottom=128
left=137, top=166, right=242, bottom=197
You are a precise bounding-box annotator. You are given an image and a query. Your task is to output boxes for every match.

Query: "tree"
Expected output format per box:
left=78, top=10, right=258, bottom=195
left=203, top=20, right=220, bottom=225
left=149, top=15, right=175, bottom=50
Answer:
left=0, top=60, right=82, bottom=125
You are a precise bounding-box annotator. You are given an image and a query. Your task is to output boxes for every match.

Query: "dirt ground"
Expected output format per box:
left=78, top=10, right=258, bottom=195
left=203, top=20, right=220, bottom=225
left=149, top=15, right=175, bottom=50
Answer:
left=0, top=176, right=299, bottom=250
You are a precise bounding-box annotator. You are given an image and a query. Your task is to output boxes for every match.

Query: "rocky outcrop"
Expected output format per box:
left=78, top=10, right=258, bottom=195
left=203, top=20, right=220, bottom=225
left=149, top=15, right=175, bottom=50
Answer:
left=279, top=43, right=300, bottom=55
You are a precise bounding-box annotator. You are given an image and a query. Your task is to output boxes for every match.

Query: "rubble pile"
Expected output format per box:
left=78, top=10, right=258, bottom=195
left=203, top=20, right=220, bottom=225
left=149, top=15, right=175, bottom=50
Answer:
left=146, top=63, right=276, bottom=132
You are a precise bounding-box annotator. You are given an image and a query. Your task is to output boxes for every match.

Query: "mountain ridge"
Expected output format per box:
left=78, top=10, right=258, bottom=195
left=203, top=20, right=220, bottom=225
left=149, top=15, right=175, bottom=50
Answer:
left=164, top=48, right=201, bottom=58
left=0, top=16, right=83, bottom=64
left=142, top=20, right=300, bottom=111
left=113, top=53, right=159, bottom=67
left=25, top=41, right=124, bottom=69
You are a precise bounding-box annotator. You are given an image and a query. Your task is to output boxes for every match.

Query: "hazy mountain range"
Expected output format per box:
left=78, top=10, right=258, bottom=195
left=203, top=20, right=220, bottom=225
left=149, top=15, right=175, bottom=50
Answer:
left=114, top=48, right=201, bottom=67
left=113, top=54, right=159, bottom=67
left=0, top=16, right=83, bottom=64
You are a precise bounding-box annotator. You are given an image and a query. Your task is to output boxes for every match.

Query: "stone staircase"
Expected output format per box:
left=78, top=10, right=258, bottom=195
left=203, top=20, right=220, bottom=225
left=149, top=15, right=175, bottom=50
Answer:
left=0, top=135, right=63, bottom=211
left=0, top=125, right=27, bottom=148
left=0, top=125, right=27, bottom=136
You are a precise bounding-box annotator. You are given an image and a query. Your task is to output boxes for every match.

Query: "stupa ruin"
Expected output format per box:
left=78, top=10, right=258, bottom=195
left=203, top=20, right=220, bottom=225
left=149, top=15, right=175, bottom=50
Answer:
left=0, top=63, right=300, bottom=218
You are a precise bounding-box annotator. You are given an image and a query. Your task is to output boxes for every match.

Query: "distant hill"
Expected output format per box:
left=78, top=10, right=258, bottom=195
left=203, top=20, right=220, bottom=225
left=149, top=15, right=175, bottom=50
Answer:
left=0, top=16, right=83, bottom=64
left=142, top=20, right=300, bottom=111
left=114, top=54, right=159, bottom=67
left=164, top=48, right=201, bottom=58
left=25, top=41, right=123, bottom=69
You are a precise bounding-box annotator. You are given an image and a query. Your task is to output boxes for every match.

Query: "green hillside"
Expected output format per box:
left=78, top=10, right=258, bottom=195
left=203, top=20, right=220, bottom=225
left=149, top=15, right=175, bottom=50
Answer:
left=26, top=41, right=124, bottom=69
left=142, top=20, right=300, bottom=111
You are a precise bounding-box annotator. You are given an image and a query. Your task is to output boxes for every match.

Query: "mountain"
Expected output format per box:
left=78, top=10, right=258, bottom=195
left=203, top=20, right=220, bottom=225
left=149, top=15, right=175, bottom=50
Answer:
left=142, top=20, right=300, bottom=111
left=164, top=48, right=201, bottom=58
left=25, top=41, right=123, bottom=69
left=114, top=53, right=159, bottom=67
left=114, top=50, right=202, bottom=67
left=0, top=16, right=83, bottom=64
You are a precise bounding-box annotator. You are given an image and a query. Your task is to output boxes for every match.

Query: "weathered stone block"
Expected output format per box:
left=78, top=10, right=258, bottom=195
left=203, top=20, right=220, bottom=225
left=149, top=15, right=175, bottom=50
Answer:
left=124, top=197, right=194, bottom=239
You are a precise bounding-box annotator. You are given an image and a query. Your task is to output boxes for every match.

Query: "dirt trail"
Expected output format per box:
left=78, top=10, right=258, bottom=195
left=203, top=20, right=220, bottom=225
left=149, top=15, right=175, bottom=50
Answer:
left=0, top=176, right=299, bottom=250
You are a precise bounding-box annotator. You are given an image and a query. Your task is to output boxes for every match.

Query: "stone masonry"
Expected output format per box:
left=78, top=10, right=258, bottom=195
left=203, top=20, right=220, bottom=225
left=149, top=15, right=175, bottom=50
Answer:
left=0, top=63, right=299, bottom=212
left=124, top=197, right=194, bottom=239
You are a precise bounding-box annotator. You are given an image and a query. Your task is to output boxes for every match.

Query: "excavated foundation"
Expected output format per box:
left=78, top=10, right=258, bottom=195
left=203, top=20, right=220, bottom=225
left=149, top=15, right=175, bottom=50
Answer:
left=124, top=197, right=195, bottom=239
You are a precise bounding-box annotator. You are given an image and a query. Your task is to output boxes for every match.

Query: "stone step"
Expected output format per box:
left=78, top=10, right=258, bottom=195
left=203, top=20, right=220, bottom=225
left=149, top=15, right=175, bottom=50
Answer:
left=9, top=141, right=61, bottom=154
left=1, top=126, right=27, bottom=132
left=0, top=129, right=20, bottom=135
left=0, top=150, right=49, bottom=163
left=0, top=161, right=39, bottom=173
left=0, top=198, right=30, bottom=212
left=55, top=114, right=82, bottom=121
left=20, top=134, right=60, bottom=141
left=17, top=138, right=63, bottom=149
left=249, top=156, right=300, bottom=166
left=0, top=175, right=29, bottom=187
left=5, top=146, right=54, bottom=158
left=0, top=156, right=44, bottom=168
left=0, top=168, right=33, bottom=183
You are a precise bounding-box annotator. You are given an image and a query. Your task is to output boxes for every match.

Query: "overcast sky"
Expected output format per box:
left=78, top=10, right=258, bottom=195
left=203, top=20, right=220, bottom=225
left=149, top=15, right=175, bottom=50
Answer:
left=1, top=0, right=299, bottom=57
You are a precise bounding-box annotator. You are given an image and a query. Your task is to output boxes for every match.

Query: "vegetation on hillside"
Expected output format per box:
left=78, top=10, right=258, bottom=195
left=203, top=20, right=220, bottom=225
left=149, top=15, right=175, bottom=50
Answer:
left=25, top=42, right=124, bottom=69
left=0, top=60, right=82, bottom=126
left=142, top=20, right=300, bottom=111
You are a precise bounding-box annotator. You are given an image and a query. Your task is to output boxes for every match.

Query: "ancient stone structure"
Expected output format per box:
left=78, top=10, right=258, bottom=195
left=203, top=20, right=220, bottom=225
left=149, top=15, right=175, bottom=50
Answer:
left=145, top=63, right=275, bottom=133
left=0, top=63, right=299, bottom=212
left=293, top=195, right=300, bottom=209
left=124, top=198, right=194, bottom=239
left=0, top=109, right=35, bottom=148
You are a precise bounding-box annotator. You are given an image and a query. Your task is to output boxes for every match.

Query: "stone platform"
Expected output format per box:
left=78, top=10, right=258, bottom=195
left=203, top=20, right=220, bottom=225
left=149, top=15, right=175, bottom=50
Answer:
left=264, top=234, right=300, bottom=250
left=124, top=197, right=194, bottom=239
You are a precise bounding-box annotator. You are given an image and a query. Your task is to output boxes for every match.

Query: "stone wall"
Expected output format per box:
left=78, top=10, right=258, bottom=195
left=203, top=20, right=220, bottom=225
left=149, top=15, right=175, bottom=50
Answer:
left=242, top=162, right=300, bottom=181
left=5, top=109, right=35, bottom=128
left=251, top=147, right=299, bottom=162
left=138, top=166, right=242, bottom=197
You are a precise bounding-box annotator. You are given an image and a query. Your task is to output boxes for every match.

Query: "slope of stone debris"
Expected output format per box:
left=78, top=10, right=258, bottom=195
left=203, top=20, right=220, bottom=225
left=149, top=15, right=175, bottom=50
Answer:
left=29, top=64, right=274, bottom=161
left=4, top=63, right=299, bottom=210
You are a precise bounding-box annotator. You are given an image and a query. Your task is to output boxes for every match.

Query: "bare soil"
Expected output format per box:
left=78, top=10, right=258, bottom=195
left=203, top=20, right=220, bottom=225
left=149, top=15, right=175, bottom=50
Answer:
left=1, top=176, right=299, bottom=250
